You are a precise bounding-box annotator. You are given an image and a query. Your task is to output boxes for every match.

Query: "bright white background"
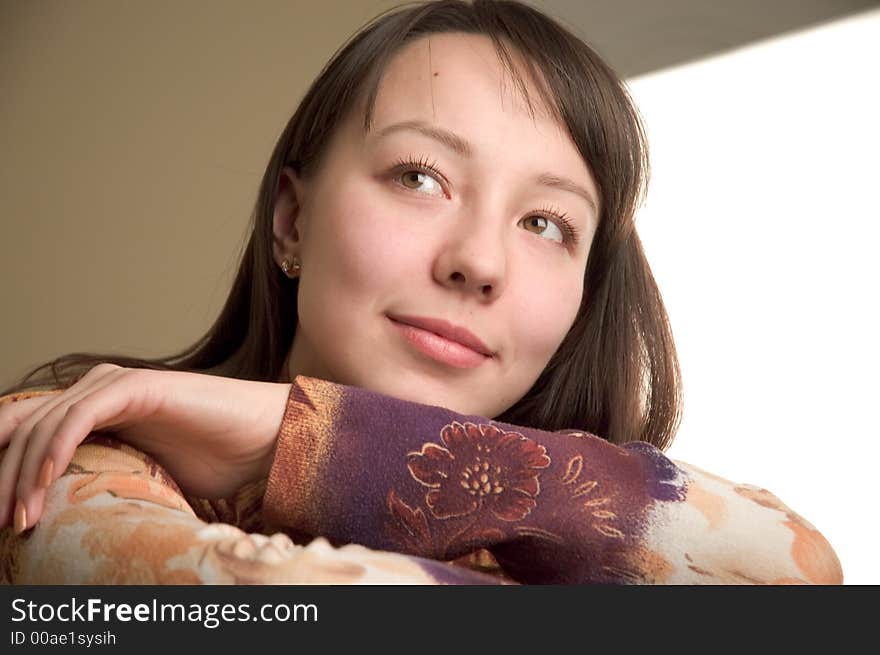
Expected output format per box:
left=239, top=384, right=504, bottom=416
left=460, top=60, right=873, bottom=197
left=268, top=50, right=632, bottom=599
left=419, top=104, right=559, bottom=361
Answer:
left=629, top=10, right=879, bottom=584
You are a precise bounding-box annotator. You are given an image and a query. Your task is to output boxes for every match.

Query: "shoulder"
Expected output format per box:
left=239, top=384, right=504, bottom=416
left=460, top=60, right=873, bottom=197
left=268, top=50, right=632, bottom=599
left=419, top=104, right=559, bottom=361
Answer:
left=669, top=459, right=844, bottom=584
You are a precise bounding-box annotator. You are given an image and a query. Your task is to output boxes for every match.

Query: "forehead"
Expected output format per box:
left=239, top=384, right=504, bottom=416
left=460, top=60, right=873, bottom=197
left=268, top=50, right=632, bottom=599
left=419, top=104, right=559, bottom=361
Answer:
left=371, top=32, right=558, bottom=130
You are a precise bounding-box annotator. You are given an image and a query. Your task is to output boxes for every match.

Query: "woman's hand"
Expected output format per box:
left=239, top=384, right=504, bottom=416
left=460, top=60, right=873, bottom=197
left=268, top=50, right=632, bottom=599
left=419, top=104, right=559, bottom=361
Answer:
left=0, top=364, right=292, bottom=533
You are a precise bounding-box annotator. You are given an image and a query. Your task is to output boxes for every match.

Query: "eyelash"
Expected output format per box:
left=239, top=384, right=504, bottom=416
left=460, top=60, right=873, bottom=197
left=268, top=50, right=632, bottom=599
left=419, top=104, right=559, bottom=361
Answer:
left=389, top=155, right=581, bottom=248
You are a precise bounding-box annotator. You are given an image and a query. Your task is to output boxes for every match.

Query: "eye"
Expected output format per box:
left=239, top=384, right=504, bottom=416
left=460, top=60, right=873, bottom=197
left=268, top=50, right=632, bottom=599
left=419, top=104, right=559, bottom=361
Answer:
left=391, top=156, right=445, bottom=197
left=399, top=170, right=443, bottom=196
left=521, top=206, right=580, bottom=247
left=521, top=216, right=564, bottom=243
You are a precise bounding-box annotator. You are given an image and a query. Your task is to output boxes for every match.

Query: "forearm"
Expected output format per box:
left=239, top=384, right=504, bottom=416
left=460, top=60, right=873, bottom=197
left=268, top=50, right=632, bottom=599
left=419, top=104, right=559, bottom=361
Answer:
left=263, top=376, right=843, bottom=584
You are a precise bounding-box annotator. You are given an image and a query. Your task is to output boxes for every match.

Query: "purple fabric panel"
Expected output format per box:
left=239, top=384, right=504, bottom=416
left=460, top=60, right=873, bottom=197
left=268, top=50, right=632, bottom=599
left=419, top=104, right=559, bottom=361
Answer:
left=271, top=376, right=691, bottom=584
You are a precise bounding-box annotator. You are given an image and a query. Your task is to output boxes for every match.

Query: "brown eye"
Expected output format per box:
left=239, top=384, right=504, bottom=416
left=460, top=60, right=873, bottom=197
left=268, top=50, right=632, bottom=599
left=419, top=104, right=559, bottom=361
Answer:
left=521, top=216, right=564, bottom=243
left=401, top=171, right=428, bottom=189
left=397, top=169, right=443, bottom=196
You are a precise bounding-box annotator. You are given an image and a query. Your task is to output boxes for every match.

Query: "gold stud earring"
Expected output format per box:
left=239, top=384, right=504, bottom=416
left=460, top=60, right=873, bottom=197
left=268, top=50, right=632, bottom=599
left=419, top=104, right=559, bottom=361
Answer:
left=281, top=256, right=301, bottom=278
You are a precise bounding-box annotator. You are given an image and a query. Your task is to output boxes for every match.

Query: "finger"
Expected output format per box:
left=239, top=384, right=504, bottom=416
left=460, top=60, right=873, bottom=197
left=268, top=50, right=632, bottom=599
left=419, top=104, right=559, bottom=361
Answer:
left=0, top=395, right=58, bottom=450
left=22, top=486, right=47, bottom=532
left=0, top=411, right=66, bottom=531
left=40, top=371, right=153, bottom=474
left=0, top=428, right=29, bottom=528
left=0, top=390, right=88, bottom=527
left=1, top=363, right=121, bottom=451
left=13, top=371, right=127, bottom=525
left=0, top=365, right=123, bottom=529
left=14, top=368, right=155, bottom=532
left=0, top=399, right=63, bottom=530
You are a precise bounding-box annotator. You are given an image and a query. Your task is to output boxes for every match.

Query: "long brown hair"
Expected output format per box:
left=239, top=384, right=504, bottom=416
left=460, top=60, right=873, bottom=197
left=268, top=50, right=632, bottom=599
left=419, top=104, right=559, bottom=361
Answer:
left=3, top=0, right=682, bottom=450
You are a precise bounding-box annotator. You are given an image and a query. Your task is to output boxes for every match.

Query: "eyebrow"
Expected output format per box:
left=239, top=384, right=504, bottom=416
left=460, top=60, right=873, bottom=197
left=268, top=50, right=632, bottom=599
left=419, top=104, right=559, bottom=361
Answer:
left=374, top=120, right=598, bottom=215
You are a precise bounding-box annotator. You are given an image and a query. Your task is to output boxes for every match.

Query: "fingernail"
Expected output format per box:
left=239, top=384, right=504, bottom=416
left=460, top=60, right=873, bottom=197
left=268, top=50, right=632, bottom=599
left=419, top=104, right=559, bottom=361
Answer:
left=14, top=500, right=27, bottom=535
left=39, top=458, right=54, bottom=489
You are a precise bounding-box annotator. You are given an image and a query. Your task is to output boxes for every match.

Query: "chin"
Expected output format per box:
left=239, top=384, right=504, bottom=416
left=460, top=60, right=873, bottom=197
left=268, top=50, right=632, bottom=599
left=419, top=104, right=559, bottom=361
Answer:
left=343, top=364, right=505, bottom=416
left=368, top=376, right=468, bottom=412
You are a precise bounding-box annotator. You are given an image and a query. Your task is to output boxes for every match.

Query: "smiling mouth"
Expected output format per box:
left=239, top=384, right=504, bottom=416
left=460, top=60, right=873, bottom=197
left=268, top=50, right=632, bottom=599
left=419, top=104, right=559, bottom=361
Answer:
left=387, top=317, right=492, bottom=369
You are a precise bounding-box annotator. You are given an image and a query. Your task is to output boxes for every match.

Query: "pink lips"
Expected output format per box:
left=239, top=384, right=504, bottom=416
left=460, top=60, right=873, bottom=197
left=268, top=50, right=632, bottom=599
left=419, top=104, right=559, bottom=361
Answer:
left=388, top=314, right=494, bottom=369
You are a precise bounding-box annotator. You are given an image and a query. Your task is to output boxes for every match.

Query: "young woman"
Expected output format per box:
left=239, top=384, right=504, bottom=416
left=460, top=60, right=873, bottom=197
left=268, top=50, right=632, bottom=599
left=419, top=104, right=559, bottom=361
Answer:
left=0, top=0, right=842, bottom=584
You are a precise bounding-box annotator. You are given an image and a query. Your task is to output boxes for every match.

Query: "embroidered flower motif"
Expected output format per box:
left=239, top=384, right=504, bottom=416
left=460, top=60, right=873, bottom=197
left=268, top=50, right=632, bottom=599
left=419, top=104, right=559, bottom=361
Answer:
left=407, top=421, right=550, bottom=521
left=386, top=490, right=432, bottom=552
left=559, top=454, right=622, bottom=539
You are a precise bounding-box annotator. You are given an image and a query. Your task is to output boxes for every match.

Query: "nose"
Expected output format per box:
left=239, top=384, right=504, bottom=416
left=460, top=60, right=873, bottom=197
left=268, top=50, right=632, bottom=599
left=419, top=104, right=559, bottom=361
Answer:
left=432, top=212, right=507, bottom=302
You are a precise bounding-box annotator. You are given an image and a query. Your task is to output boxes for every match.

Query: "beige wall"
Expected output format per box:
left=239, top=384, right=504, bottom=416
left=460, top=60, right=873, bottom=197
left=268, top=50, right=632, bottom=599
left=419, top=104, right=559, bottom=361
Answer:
left=0, top=0, right=402, bottom=389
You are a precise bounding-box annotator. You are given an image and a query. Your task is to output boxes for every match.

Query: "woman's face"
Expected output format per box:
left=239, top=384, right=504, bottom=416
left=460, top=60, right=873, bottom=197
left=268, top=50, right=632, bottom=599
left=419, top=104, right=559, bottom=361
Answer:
left=275, top=33, right=599, bottom=417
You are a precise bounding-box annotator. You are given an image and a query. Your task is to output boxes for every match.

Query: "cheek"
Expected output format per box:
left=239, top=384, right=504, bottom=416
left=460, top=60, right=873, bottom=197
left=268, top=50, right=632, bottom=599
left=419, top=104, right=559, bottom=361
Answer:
left=510, top=268, right=583, bottom=363
left=302, top=192, right=424, bottom=308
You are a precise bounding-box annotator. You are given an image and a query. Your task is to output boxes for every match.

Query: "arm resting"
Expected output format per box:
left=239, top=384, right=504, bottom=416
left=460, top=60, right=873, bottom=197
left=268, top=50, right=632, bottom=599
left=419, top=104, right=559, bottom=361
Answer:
left=262, top=376, right=844, bottom=585
left=0, top=391, right=505, bottom=585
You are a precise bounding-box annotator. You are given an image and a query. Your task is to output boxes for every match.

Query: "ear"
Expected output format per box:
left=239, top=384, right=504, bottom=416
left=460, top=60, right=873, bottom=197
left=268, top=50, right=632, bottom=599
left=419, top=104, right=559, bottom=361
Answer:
left=272, top=165, right=307, bottom=267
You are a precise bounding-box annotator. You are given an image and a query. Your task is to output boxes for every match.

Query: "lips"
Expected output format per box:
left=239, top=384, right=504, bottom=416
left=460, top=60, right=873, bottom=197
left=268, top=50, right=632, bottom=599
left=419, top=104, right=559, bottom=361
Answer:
left=387, top=314, right=494, bottom=357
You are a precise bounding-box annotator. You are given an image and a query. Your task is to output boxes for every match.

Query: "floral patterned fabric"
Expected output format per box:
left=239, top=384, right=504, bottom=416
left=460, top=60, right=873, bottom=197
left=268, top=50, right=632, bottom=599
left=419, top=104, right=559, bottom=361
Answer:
left=262, top=377, right=844, bottom=584
left=0, top=377, right=844, bottom=584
